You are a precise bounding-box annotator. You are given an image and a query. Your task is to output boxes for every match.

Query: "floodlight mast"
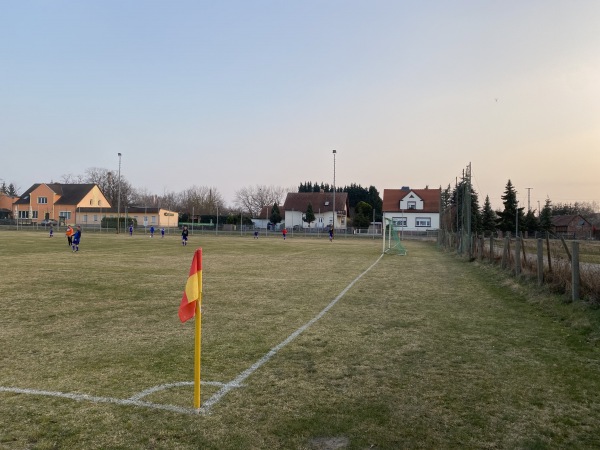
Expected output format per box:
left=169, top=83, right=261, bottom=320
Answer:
left=332, top=149, right=336, bottom=236
left=117, top=153, right=122, bottom=233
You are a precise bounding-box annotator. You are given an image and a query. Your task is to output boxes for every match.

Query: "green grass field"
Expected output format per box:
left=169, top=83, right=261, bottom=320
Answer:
left=1, top=230, right=600, bottom=449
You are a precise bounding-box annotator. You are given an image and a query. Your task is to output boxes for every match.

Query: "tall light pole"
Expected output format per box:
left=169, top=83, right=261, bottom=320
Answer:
left=117, top=153, right=122, bottom=233
left=526, top=187, right=533, bottom=212
left=332, top=149, right=336, bottom=234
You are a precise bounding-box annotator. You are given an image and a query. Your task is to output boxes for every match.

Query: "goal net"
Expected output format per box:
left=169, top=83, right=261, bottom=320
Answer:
left=383, top=218, right=407, bottom=255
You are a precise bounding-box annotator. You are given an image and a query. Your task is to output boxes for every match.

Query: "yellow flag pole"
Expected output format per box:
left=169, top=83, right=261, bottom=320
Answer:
left=194, top=294, right=202, bottom=409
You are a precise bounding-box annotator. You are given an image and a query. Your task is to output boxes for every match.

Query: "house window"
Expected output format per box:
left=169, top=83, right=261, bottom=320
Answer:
left=60, top=211, right=72, bottom=220
left=393, top=217, right=407, bottom=227
left=407, top=201, right=416, bottom=210
left=38, top=197, right=48, bottom=204
left=83, top=215, right=88, bottom=223
left=94, top=215, right=98, bottom=222
left=32, top=211, right=38, bottom=219
left=19, top=211, right=29, bottom=219
left=415, top=217, right=431, bottom=227
left=152, top=216, right=156, bottom=224
left=98, top=200, right=101, bottom=206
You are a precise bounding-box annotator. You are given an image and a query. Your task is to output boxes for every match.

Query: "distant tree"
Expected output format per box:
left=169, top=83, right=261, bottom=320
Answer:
left=270, top=203, right=282, bottom=226
left=0, top=181, right=7, bottom=194
left=539, top=198, right=553, bottom=232
left=481, top=195, right=497, bottom=236
left=451, top=177, right=482, bottom=234
left=552, top=201, right=598, bottom=218
left=7, top=183, right=18, bottom=197
left=441, top=184, right=452, bottom=211
left=352, top=201, right=372, bottom=228
left=304, top=203, right=316, bottom=228
left=234, top=184, right=286, bottom=217
left=522, top=209, right=540, bottom=234
left=61, top=173, right=85, bottom=183
left=496, top=180, right=525, bottom=234
left=82, top=167, right=134, bottom=208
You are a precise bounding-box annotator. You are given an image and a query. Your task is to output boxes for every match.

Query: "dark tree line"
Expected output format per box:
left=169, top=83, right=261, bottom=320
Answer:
left=298, top=181, right=383, bottom=224
left=445, top=177, right=597, bottom=237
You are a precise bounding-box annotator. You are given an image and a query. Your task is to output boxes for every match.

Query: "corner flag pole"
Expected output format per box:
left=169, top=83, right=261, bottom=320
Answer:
left=194, top=296, right=202, bottom=409
left=178, top=248, right=203, bottom=410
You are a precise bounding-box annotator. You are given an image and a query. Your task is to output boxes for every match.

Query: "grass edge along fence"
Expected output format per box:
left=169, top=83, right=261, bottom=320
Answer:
left=438, top=230, right=600, bottom=304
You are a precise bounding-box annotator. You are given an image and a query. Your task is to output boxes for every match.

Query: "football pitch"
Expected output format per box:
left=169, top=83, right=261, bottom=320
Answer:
left=1, top=230, right=600, bottom=449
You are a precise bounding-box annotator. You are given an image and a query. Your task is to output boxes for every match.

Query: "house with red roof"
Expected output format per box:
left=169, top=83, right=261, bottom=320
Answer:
left=382, top=187, right=441, bottom=231
left=551, top=214, right=593, bottom=239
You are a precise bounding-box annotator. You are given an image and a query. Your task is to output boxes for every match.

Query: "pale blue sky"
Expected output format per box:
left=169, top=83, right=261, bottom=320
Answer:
left=2, top=1, right=599, bottom=210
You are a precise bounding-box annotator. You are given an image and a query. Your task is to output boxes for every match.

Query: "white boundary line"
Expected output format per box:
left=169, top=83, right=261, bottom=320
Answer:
left=1, top=254, right=383, bottom=415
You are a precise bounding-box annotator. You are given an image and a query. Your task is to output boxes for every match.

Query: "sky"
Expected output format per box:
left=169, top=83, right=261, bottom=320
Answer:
left=1, top=1, right=599, bottom=211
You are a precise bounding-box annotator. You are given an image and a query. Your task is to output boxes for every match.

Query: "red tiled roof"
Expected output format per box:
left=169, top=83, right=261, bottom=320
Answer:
left=283, top=192, right=348, bottom=213
left=551, top=215, right=591, bottom=227
left=382, top=188, right=440, bottom=213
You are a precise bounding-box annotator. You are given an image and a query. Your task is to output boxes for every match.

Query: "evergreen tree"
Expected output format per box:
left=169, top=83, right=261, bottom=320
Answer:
left=539, top=198, right=553, bottom=232
left=496, top=179, right=525, bottom=234
left=481, top=195, right=497, bottom=236
left=304, top=203, right=316, bottom=228
left=352, top=201, right=372, bottom=228
left=269, top=203, right=282, bottom=226
left=522, top=209, right=540, bottom=234
left=7, top=183, right=18, bottom=196
left=441, top=184, right=452, bottom=211
left=451, top=177, right=481, bottom=234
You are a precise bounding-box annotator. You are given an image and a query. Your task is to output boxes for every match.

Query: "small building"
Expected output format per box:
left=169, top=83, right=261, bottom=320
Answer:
left=0, top=193, right=19, bottom=220
left=382, top=187, right=441, bottom=232
left=551, top=215, right=593, bottom=239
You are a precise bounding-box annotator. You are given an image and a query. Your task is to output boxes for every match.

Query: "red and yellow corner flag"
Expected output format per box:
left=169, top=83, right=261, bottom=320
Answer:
left=179, top=248, right=202, bottom=323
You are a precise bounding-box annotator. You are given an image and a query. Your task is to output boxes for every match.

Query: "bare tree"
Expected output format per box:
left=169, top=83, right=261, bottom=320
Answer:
left=83, top=167, right=134, bottom=208
left=60, top=173, right=85, bottom=184
left=234, top=184, right=288, bottom=217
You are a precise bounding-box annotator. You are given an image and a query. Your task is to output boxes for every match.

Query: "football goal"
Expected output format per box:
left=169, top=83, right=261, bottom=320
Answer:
left=383, top=218, right=407, bottom=255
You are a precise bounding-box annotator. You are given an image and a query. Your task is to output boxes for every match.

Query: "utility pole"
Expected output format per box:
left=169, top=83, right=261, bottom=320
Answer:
left=332, top=149, right=337, bottom=236
left=526, top=187, right=533, bottom=212
left=117, top=153, right=122, bottom=233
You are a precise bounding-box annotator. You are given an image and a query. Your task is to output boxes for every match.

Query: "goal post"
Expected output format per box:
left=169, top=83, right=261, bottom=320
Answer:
left=383, top=218, right=407, bottom=255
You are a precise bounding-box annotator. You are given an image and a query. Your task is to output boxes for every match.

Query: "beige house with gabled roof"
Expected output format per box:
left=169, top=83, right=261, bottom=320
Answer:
left=14, top=183, right=110, bottom=225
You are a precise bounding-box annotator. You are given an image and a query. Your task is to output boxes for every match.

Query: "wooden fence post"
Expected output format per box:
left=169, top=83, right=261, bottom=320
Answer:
left=479, top=236, right=484, bottom=260
left=537, top=238, right=543, bottom=286
left=572, top=241, right=580, bottom=301
left=501, top=237, right=509, bottom=269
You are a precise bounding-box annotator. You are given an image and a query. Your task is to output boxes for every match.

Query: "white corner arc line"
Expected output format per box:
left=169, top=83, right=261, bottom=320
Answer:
left=129, top=380, right=227, bottom=401
left=200, top=254, right=384, bottom=413
left=0, top=386, right=199, bottom=415
left=1, top=254, right=383, bottom=416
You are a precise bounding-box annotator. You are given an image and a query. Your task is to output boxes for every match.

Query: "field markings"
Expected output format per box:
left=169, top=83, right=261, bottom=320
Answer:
left=1, top=254, right=383, bottom=415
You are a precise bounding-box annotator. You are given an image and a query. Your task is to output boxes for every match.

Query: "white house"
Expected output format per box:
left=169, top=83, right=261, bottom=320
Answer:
left=282, top=192, right=349, bottom=230
left=382, top=187, right=441, bottom=231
